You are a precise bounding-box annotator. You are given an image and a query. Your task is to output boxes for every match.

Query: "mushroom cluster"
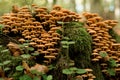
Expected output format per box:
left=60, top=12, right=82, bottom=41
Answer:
left=75, top=68, right=96, bottom=80
left=1, top=4, right=120, bottom=79
left=83, top=12, right=120, bottom=75
left=0, top=5, right=82, bottom=64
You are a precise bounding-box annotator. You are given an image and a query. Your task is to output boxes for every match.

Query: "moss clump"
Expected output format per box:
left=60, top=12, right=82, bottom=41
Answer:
left=63, top=22, right=92, bottom=68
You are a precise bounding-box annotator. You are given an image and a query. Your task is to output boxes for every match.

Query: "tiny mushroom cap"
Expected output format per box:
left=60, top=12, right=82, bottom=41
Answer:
left=31, top=37, right=39, bottom=42
left=52, top=32, right=60, bottom=37
left=11, top=28, right=18, bottom=33
left=25, top=35, right=31, bottom=40
left=50, top=10, right=56, bottom=14
left=51, top=42, right=57, bottom=45
left=101, top=69, right=107, bottom=73
left=96, top=55, right=102, bottom=59
left=88, top=78, right=94, bottom=80
left=81, top=74, right=88, bottom=78
left=29, top=42, right=37, bottom=47
left=43, top=60, right=49, bottom=64
left=88, top=30, right=96, bottom=34
left=45, top=43, right=54, bottom=48
left=36, top=44, right=45, bottom=49
left=100, top=63, right=107, bottom=67
left=52, top=37, right=61, bottom=41
left=93, top=38, right=100, bottom=42
left=18, top=38, right=25, bottom=43
left=87, top=73, right=93, bottom=77
left=85, top=68, right=93, bottom=73
left=91, top=75, right=96, bottom=79
left=44, top=55, right=56, bottom=62
left=111, top=56, right=118, bottom=60
left=3, top=30, right=10, bottom=34
left=91, top=53, right=99, bottom=57
left=53, top=5, right=61, bottom=9
left=91, top=58, right=99, bottom=62
left=44, top=55, right=56, bottom=59
left=75, top=75, right=83, bottom=80
left=51, top=53, right=58, bottom=56
left=47, top=48, right=56, bottom=53
left=115, top=68, right=120, bottom=72
left=40, top=50, right=49, bottom=56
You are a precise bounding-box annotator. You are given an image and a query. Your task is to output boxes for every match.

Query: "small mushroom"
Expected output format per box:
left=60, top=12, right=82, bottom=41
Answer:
left=44, top=55, right=56, bottom=63
left=18, top=38, right=25, bottom=43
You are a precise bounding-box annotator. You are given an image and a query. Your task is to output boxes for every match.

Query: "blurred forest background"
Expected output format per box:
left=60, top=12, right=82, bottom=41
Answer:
left=0, top=0, right=120, bottom=21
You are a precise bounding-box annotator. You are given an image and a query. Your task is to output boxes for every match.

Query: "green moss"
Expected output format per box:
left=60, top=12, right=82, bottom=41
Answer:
left=63, top=22, right=92, bottom=68
left=109, top=29, right=120, bottom=43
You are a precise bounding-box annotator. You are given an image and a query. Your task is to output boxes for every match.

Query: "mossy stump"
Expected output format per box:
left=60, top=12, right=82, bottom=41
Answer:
left=53, top=22, right=105, bottom=80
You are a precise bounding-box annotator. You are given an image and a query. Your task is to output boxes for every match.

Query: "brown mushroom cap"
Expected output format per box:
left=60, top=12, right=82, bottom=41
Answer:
left=18, top=38, right=25, bottom=43
left=3, top=30, right=10, bottom=34
left=29, top=42, right=37, bottom=47
left=75, top=75, right=83, bottom=80
left=47, top=48, right=56, bottom=53
left=85, top=68, right=93, bottom=73
left=91, top=58, right=99, bottom=62
left=101, top=69, right=107, bottom=73
left=44, top=55, right=56, bottom=59
left=88, top=78, right=94, bottom=80
left=40, top=51, right=49, bottom=55
left=100, top=63, right=107, bottom=67
left=81, top=74, right=88, bottom=78
left=91, top=53, right=99, bottom=57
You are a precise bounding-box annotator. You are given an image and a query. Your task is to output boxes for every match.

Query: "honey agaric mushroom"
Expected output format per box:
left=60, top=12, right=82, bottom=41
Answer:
left=115, top=68, right=120, bottom=72
left=75, top=75, right=83, bottom=80
left=52, top=53, right=58, bottom=56
left=88, top=78, right=94, bottom=80
left=29, top=42, right=37, bottom=47
left=101, top=69, right=107, bottom=73
left=40, top=51, right=49, bottom=56
left=52, top=32, right=60, bottom=37
left=91, top=58, right=99, bottom=62
left=36, top=39, right=43, bottom=44
left=1, top=6, right=120, bottom=78
left=36, top=44, right=45, bottom=51
left=85, top=68, right=93, bottom=73
left=18, top=38, right=25, bottom=43
left=3, top=30, right=10, bottom=34
left=11, top=28, right=18, bottom=34
left=45, top=43, right=54, bottom=49
left=47, top=48, right=56, bottom=54
left=87, top=73, right=93, bottom=77
left=91, top=53, right=99, bottom=57
left=44, top=55, right=56, bottom=63
left=81, top=74, right=88, bottom=78
left=31, top=38, right=39, bottom=42
left=53, top=5, right=62, bottom=11
left=52, top=37, right=60, bottom=42
left=96, top=55, right=102, bottom=59
left=43, top=60, right=49, bottom=64
left=88, top=30, right=96, bottom=34
left=25, top=35, right=31, bottom=40
left=100, top=63, right=107, bottom=68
